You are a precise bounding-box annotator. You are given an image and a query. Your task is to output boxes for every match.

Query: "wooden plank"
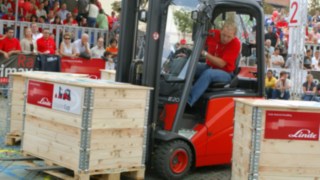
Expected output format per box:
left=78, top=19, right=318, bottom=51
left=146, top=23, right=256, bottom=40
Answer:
left=25, top=104, right=82, bottom=128
left=91, top=128, right=144, bottom=139
left=90, top=148, right=143, bottom=160
left=91, top=118, right=145, bottom=129
left=259, top=176, right=320, bottom=180
left=94, top=88, right=148, bottom=99
left=93, top=98, right=146, bottom=109
left=259, top=153, right=320, bottom=168
left=122, top=168, right=145, bottom=180
left=91, top=108, right=146, bottom=119
left=261, top=139, right=320, bottom=155
left=259, top=166, right=320, bottom=177
left=89, top=157, right=143, bottom=170
left=90, top=137, right=144, bottom=151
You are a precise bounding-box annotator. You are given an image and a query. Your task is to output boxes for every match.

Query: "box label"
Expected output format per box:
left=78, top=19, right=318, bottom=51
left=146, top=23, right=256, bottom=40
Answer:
left=27, top=80, right=54, bottom=108
left=27, top=80, right=84, bottom=115
left=265, top=111, right=320, bottom=141
left=52, top=83, right=84, bottom=115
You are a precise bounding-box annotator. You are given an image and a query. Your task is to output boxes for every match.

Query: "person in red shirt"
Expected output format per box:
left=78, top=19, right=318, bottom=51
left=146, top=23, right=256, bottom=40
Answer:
left=36, top=28, right=56, bottom=54
left=188, top=22, right=241, bottom=106
left=0, top=27, right=22, bottom=59
left=2, top=8, right=15, bottom=20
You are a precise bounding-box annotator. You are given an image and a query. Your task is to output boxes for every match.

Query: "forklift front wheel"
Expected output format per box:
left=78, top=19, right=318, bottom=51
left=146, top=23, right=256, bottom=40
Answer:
left=154, top=140, right=192, bottom=179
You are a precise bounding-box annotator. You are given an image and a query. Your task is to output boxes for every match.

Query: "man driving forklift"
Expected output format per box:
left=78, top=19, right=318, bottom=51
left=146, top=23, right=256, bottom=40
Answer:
left=188, top=22, right=241, bottom=106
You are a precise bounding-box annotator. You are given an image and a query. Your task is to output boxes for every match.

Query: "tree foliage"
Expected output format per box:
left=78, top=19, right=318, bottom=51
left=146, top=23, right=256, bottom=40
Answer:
left=111, top=1, right=121, bottom=13
left=173, top=10, right=193, bottom=35
left=309, top=0, right=320, bottom=15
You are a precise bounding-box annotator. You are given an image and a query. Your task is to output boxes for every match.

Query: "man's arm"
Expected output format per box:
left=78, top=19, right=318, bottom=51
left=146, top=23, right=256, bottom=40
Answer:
left=85, top=43, right=91, bottom=54
left=8, top=50, right=21, bottom=56
left=0, top=50, right=9, bottom=59
left=203, top=51, right=227, bottom=68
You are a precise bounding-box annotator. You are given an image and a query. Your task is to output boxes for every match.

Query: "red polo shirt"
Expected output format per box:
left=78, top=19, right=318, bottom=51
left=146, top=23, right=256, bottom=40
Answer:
left=205, top=29, right=241, bottom=73
left=37, top=37, right=56, bottom=54
left=2, top=14, right=15, bottom=20
left=0, top=37, right=21, bottom=53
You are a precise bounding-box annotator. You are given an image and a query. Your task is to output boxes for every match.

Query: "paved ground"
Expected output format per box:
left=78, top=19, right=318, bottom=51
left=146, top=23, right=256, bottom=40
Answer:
left=0, top=95, right=231, bottom=180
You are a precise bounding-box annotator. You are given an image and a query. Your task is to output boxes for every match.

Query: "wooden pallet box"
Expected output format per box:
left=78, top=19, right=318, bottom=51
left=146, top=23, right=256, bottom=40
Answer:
left=232, top=99, right=320, bottom=180
left=21, top=74, right=151, bottom=176
left=101, top=70, right=116, bottom=81
left=5, top=72, right=88, bottom=145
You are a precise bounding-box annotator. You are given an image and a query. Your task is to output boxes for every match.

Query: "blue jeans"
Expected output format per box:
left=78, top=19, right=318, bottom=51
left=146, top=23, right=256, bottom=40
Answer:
left=265, top=88, right=274, bottom=99
left=188, top=63, right=232, bottom=106
left=272, top=89, right=290, bottom=100
left=302, top=94, right=315, bottom=101
left=87, top=17, right=97, bottom=27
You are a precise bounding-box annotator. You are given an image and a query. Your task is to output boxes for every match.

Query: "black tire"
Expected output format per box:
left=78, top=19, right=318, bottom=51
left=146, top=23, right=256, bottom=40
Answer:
left=153, top=140, right=193, bottom=180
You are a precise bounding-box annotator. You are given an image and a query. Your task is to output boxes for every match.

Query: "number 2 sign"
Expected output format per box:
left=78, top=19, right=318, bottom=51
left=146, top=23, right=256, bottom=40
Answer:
left=289, top=0, right=301, bottom=26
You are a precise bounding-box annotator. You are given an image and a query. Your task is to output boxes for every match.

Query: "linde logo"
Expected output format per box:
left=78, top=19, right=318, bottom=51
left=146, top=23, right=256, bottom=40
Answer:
left=288, top=129, right=318, bottom=139
left=37, top=97, right=52, bottom=106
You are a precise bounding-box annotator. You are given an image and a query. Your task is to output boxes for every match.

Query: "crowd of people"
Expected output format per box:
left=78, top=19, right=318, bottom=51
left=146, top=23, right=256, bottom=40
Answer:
left=0, top=0, right=120, bottom=31
left=0, top=24, right=118, bottom=69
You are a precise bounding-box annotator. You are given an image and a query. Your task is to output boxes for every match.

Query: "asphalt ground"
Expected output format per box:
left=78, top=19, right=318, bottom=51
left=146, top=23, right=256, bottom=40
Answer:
left=0, top=95, right=231, bottom=180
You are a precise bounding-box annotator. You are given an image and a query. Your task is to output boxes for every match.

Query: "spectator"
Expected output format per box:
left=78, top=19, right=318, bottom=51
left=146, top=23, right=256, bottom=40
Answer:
left=96, top=9, right=108, bottom=30
left=272, top=71, right=291, bottom=100
left=265, top=39, right=274, bottom=56
left=2, top=0, right=12, bottom=14
left=2, top=8, right=15, bottom=20
left=36, top=28, right=56, bottom=54
left=111, top=14, right=121, bottom=34
left=36, top=2, right=47, bottom=18
left=59, top=32, right=77, bottom=57
left=86, top=0, right=99, bottom=27
left=31, top=23, right=43, bottom=41
left=103, top=51, right=115, bottom=70
left=312, top=50, right=320, bottom=69
left=51, top=1, right=60, bottom=15
left=312, top=10, right=320, bottom=24
left=265, top=69, right=277, bottom=99
left=57, top=3, right=69, bottom=21
left=47, top=10, right=55, bottom=23
left=20, top=27, right=37, bottom=54
left=79, top=17, right=87, bottom=27
left=302, top=74, right=317, bottom=101
left=111, top=11, right=117, bottom=23
left=52, top=15, right=62, bottom=24
left=64, top=15, right=78, bottom=26
left=72, top=8, right=81, bottom=25
left=270, top=47, right=284, bottom=68
left=106, top=38, right=118, bottom=58
left=43, top=0, right=50, bottom=13
left=0, top=28, right=21, bottom=59
left=91, top=37, right=105, bottom=58
left=265, top=26, right=278, bottom=47
left=30, top=14, right=38, bottom=23
left=39, top=16, right=46, bottom=23
left=276, top=16, right=288, bottom=29
left=304, top=49, right=312, bottom=70
left=73, top=33, right=91, bottom=58
left=77, top=0, right=89, bottom=18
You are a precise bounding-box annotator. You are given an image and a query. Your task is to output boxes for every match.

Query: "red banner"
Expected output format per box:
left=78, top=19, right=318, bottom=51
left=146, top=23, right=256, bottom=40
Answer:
left=60, top=57, right=105, bottom=79
left=27, top=80, right=54, bottom=109
left=265, top=111, right=320, bottom=141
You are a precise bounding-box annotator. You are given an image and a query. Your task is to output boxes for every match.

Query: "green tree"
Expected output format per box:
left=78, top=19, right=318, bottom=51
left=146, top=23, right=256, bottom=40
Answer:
left=111, top=1, right=121, bottom=13
left=173, top=10, right=193, bottom=37
left=309, top=0, right=320, bottom=15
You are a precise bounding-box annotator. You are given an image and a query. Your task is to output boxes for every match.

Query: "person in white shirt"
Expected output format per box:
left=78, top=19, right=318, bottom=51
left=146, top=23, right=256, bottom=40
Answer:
left=73, top=33, right=91, bottom=58
left=265, top=39, right=274, bottom=55
left=270, top=47, right=284, bottom=68
left=31, top=23, right=43, bottom=41
left=312, top=50, right=320, bottom=69
left=86, top=0, right=99, bottom=27
left=57, top=3, right=70, bottom=21
left=36, top=3, right=47, bottom=18
left=91, top=37, right=105, bottom=58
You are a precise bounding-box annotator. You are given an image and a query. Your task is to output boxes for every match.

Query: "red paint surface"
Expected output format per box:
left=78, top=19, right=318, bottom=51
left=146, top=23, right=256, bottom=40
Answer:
left=265, top=111, right=320, bottom=141
left=27, top=80, right=54, bottom=109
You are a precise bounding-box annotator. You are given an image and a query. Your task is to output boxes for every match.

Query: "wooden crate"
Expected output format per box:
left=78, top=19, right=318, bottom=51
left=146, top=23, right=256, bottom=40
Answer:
left=21, top=74, right=151, bottom=179
left=101, top=70, right=116, bottom=81
left=232, top=99, right=320, bottom=180
left=5, top=72, right=88, bottom=145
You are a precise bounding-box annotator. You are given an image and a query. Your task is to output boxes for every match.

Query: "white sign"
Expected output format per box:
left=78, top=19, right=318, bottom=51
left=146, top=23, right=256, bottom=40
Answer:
left=52, top=83, right=85, bottom=115
left=289, top=0, right=301, bottom=26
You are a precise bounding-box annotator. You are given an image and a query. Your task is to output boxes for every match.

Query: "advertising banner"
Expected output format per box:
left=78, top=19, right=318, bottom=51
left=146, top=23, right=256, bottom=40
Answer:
left=0, top=54, right=36, bottom=84
left=61, top=57, right=106, bottom=79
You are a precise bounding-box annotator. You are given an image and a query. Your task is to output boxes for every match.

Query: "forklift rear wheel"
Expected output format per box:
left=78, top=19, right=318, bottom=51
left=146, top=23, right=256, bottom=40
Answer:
left=154, top=140, right=192, bottom=179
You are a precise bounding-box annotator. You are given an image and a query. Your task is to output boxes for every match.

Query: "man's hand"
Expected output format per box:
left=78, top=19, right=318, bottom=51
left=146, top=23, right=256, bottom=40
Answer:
left=3, top=52, right=9, bottom=59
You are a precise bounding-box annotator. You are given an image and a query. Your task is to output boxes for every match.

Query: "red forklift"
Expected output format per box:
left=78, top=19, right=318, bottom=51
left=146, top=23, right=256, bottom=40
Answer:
left=116, top=0, right=264, bottom=179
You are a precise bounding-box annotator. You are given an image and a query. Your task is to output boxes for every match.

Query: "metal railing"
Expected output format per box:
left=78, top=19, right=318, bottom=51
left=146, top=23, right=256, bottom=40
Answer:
left=0, top=20, right=109, bottom=48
